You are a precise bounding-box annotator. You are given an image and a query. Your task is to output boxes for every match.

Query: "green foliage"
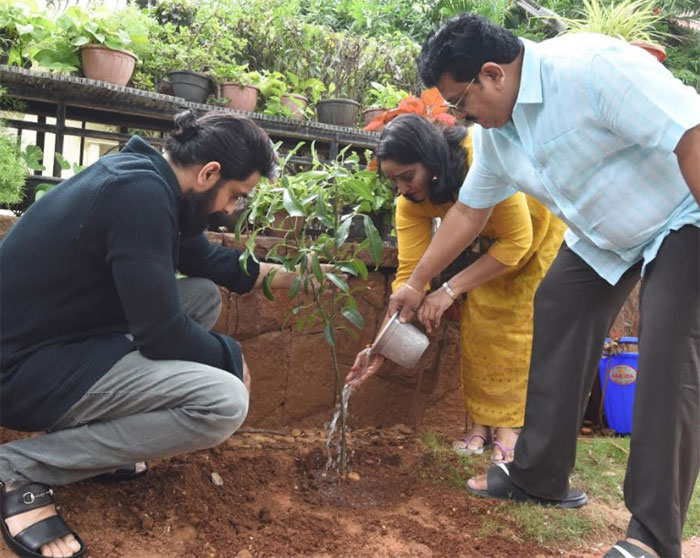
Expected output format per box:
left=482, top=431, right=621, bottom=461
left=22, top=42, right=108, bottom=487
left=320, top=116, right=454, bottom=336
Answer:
left=210, top=63, right=262, bottom=87
left=0, top=133, right=29, bottom=205
left=0, top=0, right=55, bottom=67
left=223, top=7, right=422, bottom=103
left=240, top=142, right=392, bottom=239
left=665, top=27, right=700, bottom=91
left=364, top=81, right=409, bottom=108
left=555, top=0, right=667, bottom=42
left=432, top=0, right=516, bottom=27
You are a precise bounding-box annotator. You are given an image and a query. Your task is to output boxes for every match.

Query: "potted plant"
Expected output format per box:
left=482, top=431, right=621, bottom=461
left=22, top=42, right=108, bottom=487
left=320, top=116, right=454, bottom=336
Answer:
left=259, top=72, right=324, bottom=120
left=155, top=3, right=240, bottom=103
left=52, top=6, right=143, bottom=86
left=362, top=82, right=409, bottom=126
left=335, top=149, right=395, bottom=240
left=316, top=35, right=363, bottom=127
left=239, top=143, right=317, bottom=236
left=557, top=0, right=668, bottom=62
left=212, top=62, right=263, bottom=112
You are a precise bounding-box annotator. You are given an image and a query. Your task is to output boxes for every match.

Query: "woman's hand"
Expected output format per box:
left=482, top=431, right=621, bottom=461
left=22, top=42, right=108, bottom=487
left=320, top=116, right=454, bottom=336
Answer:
left=344, top=348, right=386, bottom=388
left=388, top=284, right=425, bottom=323
left=418, top=287, right=454, bottom=334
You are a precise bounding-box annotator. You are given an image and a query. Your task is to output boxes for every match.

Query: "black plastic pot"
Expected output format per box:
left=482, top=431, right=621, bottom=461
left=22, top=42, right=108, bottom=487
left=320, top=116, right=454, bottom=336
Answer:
left=316, top=98, right=360, bottom=127
left=167, top=70, right=213, bottom=103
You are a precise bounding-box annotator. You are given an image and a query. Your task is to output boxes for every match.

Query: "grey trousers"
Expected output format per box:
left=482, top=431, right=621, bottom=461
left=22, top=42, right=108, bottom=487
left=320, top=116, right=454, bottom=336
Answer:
left=509, top=226, right=700, bottom=558
left=0, top=278, right=248, bottom=486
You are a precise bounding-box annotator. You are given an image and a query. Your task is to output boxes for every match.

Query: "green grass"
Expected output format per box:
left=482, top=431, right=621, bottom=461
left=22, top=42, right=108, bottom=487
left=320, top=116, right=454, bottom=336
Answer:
left=573, top=437, right=629, bottom=505
left=573, top=437, right=700, bottom=538
left=507, top=503, right=603, bottom=544
left=418, top=432, right=700, bottom=542
left=684, top=477, right=700, bottom=538
left=419, top=432, right=475, bottom=488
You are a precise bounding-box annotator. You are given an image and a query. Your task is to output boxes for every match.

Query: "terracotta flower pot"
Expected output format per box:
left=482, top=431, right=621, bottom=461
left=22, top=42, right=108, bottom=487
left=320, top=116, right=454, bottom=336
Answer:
left=267, top=211, right=304, bottom=238
left=362, top=106, right=386, bottom=126
left=220, top=83, right=260, bottom=112
left=81, top=44, right=136, bottom=86
left=280, top=94, right=308, bottom=120
left=630, top=40, right=667, bottom=63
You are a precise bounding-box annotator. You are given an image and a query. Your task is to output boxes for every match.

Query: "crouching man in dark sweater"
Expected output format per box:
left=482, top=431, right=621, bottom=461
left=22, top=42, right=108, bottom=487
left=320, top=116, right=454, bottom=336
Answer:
left=0, top=110, right=303, bottom=558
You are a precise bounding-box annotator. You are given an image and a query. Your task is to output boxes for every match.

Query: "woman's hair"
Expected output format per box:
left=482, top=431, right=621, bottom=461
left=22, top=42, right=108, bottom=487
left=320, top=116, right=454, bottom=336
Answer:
left=376, top=114, right=468, bottom=205
left=166, top=110, right=277, bottom=181
left=419, top=13, right=522, bottom=87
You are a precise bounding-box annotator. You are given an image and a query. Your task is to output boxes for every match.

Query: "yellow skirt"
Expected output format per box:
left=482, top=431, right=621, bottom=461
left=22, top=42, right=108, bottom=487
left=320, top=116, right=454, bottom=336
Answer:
left=459, top=197, right=566, bottom=427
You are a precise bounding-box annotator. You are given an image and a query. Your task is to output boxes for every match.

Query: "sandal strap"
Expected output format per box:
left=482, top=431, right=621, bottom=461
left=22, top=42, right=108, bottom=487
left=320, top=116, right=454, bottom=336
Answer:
left=605, top=540, right=657, bottom=558
left=15, top=515, right=73, bottom=552
left=1, top=482, right=55, bottom=518
left=458, top=433, right=488, bottom=445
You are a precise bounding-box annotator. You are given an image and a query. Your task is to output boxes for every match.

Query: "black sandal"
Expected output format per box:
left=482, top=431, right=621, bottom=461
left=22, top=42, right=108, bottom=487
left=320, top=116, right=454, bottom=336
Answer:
left=0, top=481, right=86, bottom=558
left=468, top=463, right=588, bottom=509
left=604, top=540, right=658, bottom=558
left=92, top=462, right=148, bottom=483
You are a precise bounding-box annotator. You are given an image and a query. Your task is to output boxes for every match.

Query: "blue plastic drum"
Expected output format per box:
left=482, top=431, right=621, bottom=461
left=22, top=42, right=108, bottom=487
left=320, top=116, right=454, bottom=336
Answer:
left=598, top=337, right=638, bottom=435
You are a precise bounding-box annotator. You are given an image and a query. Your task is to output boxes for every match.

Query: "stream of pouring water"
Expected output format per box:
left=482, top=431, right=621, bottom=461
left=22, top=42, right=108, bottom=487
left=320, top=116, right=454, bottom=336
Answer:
left=325, top=384, right=356, bottom=469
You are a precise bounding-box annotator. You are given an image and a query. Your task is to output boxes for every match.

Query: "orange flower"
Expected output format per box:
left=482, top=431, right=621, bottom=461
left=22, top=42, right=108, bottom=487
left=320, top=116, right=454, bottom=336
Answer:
left=363, top=87, right=457, bottom=132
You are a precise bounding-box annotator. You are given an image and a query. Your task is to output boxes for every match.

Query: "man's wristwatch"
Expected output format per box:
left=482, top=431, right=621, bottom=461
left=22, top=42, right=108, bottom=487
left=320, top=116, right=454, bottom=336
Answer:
left=442, top=281, right=457, bottom=301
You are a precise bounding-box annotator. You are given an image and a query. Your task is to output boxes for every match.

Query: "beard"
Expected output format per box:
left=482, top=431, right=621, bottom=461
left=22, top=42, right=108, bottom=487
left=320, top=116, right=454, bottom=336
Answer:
left=178, top=179, right=225, bottom=237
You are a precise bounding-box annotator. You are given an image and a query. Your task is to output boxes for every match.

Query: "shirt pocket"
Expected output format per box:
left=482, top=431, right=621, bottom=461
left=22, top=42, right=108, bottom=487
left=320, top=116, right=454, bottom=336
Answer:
left=536, top=128, right=595, bottom=199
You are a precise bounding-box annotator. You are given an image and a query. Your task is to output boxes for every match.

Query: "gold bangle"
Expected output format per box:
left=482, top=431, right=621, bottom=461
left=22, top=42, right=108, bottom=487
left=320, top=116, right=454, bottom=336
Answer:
left=402, top=282, right=422, bottom=296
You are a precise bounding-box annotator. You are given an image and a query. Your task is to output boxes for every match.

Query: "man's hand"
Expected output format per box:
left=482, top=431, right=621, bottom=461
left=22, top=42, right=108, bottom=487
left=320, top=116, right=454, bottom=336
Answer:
left=418, top=287, right=454, bottom=334
left=388, top=284, right=424, bottom=323
left=345, top=348, right=386, bottom=388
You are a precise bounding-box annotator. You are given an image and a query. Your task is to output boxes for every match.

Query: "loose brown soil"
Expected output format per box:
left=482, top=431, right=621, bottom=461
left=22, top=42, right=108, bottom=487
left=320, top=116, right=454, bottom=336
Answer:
left=1, top=391, right=698, bottom=558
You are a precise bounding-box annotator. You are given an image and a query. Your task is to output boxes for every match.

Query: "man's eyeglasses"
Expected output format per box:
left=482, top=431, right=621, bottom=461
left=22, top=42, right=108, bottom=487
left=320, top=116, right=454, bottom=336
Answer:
left=444, top=79, right=476, bottom=116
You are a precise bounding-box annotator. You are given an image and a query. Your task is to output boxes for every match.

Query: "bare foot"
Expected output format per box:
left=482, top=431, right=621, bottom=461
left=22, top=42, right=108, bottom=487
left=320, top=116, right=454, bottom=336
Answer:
left=3, top=484, right=81, bottom=557
left=491, top=427, right=519, bottom=463
left=452, top=424, right=490, bottom=453
left=467, top=472, right=488, bottom=491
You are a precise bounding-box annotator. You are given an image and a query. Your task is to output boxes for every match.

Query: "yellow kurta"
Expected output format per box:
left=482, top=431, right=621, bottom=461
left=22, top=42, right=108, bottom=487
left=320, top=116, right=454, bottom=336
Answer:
left=392, top=134, right=566, bottom=427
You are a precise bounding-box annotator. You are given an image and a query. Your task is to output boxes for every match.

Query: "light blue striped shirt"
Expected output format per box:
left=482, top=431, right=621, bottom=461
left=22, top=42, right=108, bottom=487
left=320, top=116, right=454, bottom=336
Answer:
left=459, top=34, right=700, bottom=284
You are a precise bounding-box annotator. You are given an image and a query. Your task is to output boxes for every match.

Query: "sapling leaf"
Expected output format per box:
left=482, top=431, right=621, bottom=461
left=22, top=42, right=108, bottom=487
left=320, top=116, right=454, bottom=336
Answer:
left=325, top=272, right=349, bottom=293
left=289, top=276, right=302, bottom=299
left=342, top=307, right=364, bottom=329
left=234, top=208, right=251, bottom=241
left=323, top=322, right=336, bottom=346
left=364, top=215, right=382, bottom=267
left=334, top=217, right=352, bottom=249
left=239, top=251, right=249, bottom=275
left=262, top=269, right=277, bottom=301
left=311, top=254, right=324, bottom=284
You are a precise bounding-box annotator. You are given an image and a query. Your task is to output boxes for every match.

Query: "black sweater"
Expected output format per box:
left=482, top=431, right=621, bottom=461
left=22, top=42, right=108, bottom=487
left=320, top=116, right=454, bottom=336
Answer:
left=0, top=136, right=259, bottom=431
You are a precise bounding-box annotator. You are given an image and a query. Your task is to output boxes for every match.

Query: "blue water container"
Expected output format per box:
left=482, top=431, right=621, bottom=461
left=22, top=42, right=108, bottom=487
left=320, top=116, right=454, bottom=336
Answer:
left=598, top=337, right=638, bottom=435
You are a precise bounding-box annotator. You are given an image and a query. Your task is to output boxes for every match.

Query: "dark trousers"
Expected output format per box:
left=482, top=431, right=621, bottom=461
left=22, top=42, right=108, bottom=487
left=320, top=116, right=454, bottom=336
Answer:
left=510, top=226, right=700, bottom=558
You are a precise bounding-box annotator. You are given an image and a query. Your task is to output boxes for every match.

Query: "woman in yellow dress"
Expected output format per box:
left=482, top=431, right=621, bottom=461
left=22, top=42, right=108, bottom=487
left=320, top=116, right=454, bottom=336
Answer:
left=347, top=114, right=566, bottom=463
